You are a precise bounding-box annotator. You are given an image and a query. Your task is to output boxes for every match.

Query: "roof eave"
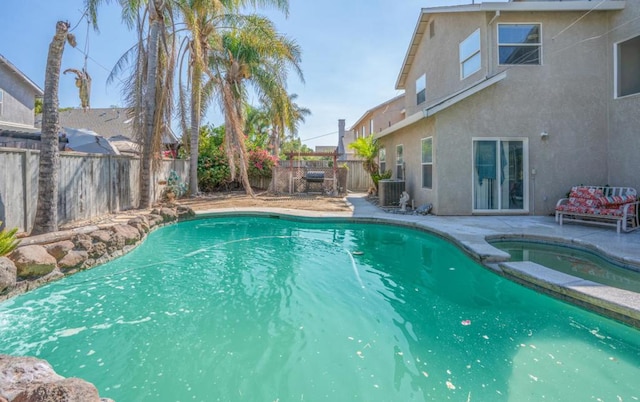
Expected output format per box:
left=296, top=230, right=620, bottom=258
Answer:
left=0, top=54, right=44, bottom=96
left=377, top=71, right=507, bottom=140
left=348, top=93, right=405, bottom=131
left=394, top=1, right=625, bottom=90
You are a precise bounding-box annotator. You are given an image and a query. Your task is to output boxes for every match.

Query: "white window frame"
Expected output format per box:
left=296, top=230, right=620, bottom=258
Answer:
left=497, top=23, right=542, bottom=66
left=369, top=119, right=374, bottom=135
left=361, top=126, right=365, bottom=138
left=421, top=137, right=433, bottom=189
left=0, top=90, right=3, bottom=117
left=379, top=147, right=386, bottom=174
left=471, top=137, right=529, bottom=213
left=460, top=29, right=481, bottom=79
left=396, top=144, right=404, bottom=180
left=614, top=34, right=640, bottom=99
left=416, top=74, right=426, bottom=105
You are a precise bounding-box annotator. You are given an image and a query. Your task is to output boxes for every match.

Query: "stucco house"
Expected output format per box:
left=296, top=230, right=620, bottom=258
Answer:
left=361, top=0, right=639, bottom=216
left=0, top=54, right=43, bottom=148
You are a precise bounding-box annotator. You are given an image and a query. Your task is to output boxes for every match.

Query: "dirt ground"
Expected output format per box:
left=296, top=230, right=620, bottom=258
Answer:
left=178, top=191, right=354, bottom=212
left=56, top=191, right=355, bottom=231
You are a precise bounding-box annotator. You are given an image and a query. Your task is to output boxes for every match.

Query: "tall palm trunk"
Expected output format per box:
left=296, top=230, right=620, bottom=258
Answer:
left=32, top=21, right=73, bottom=235
left=221, top=80, right=254, bottom=197
left=188, top=41, right=203, bottom=196
left=139, top=0, right=162, bottom=208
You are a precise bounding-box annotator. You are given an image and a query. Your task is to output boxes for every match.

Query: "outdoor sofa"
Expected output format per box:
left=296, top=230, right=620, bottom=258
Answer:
left=555, top=186, right=639, bottom=233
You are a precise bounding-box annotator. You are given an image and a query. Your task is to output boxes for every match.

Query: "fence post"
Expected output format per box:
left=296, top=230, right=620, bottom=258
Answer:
left=22, top=150, right=31, bottom=232
left=107, top=155, right=113, bottom=213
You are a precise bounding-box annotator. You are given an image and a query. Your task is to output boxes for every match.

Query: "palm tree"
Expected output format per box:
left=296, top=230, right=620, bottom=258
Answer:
left=263, top=92, right=310, bottom=158
left=209, top=15, right=303, bottom=196
left=87, top=0, right=177, bottom=208
left=32, top=21, right=77, bottom=235
left=348, top=134, right=382, bottom=191
left=178, top=0, right=290, bottom=196
left=178, top=0, right=224, bottom=196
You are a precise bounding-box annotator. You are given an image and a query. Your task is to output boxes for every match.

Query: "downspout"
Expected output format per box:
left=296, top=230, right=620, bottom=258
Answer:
left=487, top=11, right=500, bottom=77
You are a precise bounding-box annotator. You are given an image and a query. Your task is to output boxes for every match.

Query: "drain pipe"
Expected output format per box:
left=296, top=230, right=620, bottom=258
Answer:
left=531, top=168, right=536, bottom=215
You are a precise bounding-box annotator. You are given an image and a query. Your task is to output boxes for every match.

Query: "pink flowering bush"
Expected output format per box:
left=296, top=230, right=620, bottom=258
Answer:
left=248, top=148, right=278, bottom=178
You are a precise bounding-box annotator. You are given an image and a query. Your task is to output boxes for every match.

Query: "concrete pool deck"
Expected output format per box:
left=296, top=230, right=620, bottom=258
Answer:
left=195, top=193, right=640, bottom=329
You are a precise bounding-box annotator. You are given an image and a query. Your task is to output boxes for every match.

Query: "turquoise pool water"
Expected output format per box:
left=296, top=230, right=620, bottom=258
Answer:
left=492, top=240, right=640, bottom=293
left=1, top=217, right=639, bottom=401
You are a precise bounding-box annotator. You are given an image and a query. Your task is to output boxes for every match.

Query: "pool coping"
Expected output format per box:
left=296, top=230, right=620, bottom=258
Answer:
left=192, top=196, right=640, bottom=329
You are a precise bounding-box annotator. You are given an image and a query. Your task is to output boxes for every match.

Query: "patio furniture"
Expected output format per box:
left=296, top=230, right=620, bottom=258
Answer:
left=555, top=186, right=639, bottom=233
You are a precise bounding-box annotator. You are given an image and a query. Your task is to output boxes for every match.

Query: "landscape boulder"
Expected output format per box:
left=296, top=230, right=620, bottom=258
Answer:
left=156, top=208, right=178, bottom=223
left=176, top=205, right=195, bottom=220
left=0, top=355, right=110, bottom=402
left=58, top=250, right=89, bottom=270
left=44, top=241, right=75, bottom=261
left=0, top=257, right=17, bottom=293
left=110, top=224, right=140, bottom=246
left=127, top=217, right=149, bottom=236
left=10, top=246, right=57, bottom=278
left=89, top=230, right=112, bottom=245
left=71, top=234, right=93, bottom=253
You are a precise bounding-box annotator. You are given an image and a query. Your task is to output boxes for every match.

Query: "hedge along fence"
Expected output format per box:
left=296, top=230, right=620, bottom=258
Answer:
left=0, top=147, right=189, bottom=234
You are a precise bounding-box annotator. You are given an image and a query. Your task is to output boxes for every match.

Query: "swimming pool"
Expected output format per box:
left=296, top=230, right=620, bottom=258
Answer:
left=1, top=217, right=639, bottom=401
left=492, top=240, right=640, bottom=293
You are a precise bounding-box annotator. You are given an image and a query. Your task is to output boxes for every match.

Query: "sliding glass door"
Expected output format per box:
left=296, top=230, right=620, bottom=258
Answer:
left=473, top=139, right=527, bottom=212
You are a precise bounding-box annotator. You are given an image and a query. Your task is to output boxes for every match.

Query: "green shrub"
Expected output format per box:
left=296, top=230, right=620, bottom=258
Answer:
left=198, top=145, right=232, bottom=192
left=0, top=223, right=19, bottom=257
left=371, top=170, right=392, bottom=189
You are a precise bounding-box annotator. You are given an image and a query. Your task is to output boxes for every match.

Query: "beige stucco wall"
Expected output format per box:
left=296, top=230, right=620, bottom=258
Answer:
left=404, top=13, right=487, bottom=118
left=607, top=2, right=640, bottom=191
left=380, top=8, right=618, bottom=216
left=0, top=64, right=39, bottom=127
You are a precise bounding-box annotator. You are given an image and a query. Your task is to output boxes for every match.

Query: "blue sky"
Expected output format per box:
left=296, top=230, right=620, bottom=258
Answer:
left=0, top=0, right=490, bottom=148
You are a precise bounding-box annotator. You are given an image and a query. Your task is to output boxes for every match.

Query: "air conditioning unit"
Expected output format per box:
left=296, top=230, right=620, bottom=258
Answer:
left=378, top=180, right=405, bottom=206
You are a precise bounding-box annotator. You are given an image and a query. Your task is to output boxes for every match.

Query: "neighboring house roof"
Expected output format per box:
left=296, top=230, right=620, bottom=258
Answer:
left=63, top=127, right=120, bottom=155
left=0, top=123, right=39, bottom=134
left=37, top=108, right=179, bottom=145
left=0, top=53, right=44, bottom=96
left=395, top=1, right=626, bottom=89
left=348, top=94, right=405, bottom=132
left=377, top=71, right=507, bottom=139
left=315, top=145, right=337, bottom=153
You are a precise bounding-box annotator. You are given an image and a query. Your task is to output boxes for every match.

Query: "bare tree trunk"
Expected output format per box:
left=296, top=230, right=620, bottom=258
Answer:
left=221, top=81, right=254, bottom=197
left=139, top=0, right=162, bottom=209
left=189, top=55, right=202, bottom=196
left=32, top=21, right=71, bottom=235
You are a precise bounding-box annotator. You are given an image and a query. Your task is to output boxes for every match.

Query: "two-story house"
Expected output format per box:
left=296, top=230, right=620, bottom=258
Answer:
left=359, top=0, right=638, bottom=216
left=0, top=54, right=43, bottom=148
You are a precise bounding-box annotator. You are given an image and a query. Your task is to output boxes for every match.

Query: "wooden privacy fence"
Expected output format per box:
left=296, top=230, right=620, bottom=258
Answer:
left=0, top=147, right=189, bottom=234
left=278, top=160, right=373, bottom=192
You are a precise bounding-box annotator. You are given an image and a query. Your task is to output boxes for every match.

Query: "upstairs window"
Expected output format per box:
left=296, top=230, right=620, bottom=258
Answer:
left=0, top=90, right=3, bottom=116
left=498, top=23, right=541, bottom=65
left=416, top=74, right=426, bottom=105
left=379, top=147, right=386, bottom=174
left=460, top=29, right=481, bottom=79
left=616, top=35, right=640, bottom=98
left=369, top=119, right=374, bottom=135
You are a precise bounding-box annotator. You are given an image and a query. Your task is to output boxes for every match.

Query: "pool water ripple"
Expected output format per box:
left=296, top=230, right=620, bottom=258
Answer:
left=0, top=217, right=639, bottom=401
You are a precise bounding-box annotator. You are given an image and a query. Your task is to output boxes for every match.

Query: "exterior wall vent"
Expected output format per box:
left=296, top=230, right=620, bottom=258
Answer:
left=378, top=180, right=405, bottom=206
